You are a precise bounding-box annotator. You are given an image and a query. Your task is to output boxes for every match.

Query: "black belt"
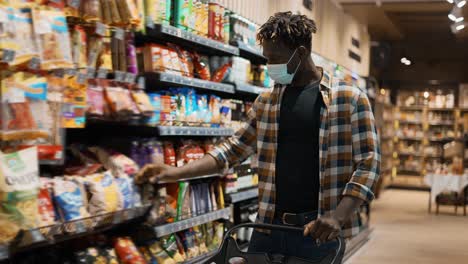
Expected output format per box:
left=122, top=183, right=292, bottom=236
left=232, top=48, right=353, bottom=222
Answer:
left=274, top=210, right=318, bottom=226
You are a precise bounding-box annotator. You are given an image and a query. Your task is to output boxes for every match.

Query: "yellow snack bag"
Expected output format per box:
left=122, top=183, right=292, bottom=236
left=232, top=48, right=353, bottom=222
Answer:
left=84, top=171, right=123, bottom=215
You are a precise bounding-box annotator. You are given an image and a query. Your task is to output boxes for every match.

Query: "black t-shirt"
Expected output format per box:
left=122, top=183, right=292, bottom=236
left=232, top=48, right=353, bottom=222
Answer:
left=275, top=82, right=322, bottom=213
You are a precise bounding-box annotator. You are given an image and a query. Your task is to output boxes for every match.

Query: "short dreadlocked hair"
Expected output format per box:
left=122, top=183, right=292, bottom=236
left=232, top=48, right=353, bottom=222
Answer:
left=257, top=12, right=317, bottom=51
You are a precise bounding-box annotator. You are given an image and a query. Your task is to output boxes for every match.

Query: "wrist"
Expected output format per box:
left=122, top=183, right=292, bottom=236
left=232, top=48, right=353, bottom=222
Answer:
left=331, top=212, right=346, bottom=227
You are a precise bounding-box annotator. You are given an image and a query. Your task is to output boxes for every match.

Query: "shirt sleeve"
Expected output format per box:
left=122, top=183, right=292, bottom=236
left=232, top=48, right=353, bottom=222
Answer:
left=342, top=91, right=381, bottom=203
left=207, top=94, right=260, bottom=172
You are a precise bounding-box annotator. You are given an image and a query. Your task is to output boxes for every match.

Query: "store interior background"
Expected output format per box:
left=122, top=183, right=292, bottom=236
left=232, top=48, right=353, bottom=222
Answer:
left=1, top=0, right=468, bottom=263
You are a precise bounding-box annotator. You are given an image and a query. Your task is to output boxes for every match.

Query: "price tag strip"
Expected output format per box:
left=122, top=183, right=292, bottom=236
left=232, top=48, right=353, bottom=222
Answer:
left=2, top=49, right=15, bottom=63
left=28, top=57, right=40, bottom=70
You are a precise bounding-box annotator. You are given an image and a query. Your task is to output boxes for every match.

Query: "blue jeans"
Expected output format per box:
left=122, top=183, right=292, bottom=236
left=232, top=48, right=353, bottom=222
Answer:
left=248, top=218, right=343, bottom=262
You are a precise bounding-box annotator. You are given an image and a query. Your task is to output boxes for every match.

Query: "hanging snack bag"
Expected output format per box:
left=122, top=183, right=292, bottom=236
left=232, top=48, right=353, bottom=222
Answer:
left=86, top=79, right=105, bottom=117
left=32, top=9, right=73, bottom=70
left=113, top=237, right=147, bottom=264
left=80, top=0, right=101, bottom=21
left=115, top=0, right=140, bottom=25
left=53, top=178, right=89, bottom=221
left=0, top=72, right=49, bottom=141
left=84, top=171, right=123, bottom=214
left=62, top=76, right=87, bottom=128
left=0, top=7, right=18, bottom=64
left=131, top=89, right=154, bottom=116
left=162, top=235, right=185, bottom=262
left=87, top=36, right=103, bottom=68
left=0, top=147, right=40, bottom=244
left=8, top=8, right=39, bottom=66
left=38, top=178, right=56, bottom=227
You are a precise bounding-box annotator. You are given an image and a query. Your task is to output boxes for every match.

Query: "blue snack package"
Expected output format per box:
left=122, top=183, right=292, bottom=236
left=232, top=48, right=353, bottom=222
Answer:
left=53, top=178, right=89, bottom=221
left=114, top=177, right=134, bottom=209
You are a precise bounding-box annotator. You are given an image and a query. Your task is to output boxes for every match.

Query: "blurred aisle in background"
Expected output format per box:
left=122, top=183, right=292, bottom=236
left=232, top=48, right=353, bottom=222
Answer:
left=347, top=190, right=468, bottom=264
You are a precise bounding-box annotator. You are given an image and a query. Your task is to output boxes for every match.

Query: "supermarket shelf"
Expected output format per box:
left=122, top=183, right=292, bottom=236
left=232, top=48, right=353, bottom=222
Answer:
left=381, top=136, right=394, bottom=140
left=428, top=137, right=455, bottom=142
left=141, top=24, right=239, bottom=56
left=428, top=107, right=455, bottom=111
left=158, top=126, right=234, bottom=136
left=145, top=72, right=235, bottom=94
left=232, top=40, right=267, bottom=64
left=398, top=136, right=424, bottom=141
left=39, top=159, right=64, bottom=166
left=398, top=152, right=424, bottom=157
left=226, top=188, right=259, bottom=203
left=183, top=250, right=217, bottom=264
left=399, top=120, right=423, bottom=125
left=428, top=121, right=455, bottom=126
left=158, top=173, right=221, bottom=184
left=0, top=206, right=150, bottom=261
left=153, top=207, right=231, bottom=238
left=233, top=81, right=269, bottom=95
left=397, top=170, right=422, bottom=176
left=398, top=106, right=424, bottom=111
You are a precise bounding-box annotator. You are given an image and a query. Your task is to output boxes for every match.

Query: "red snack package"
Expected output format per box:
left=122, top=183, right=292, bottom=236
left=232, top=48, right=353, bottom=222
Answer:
left=192, top=53, right=211, bottom=80
left=114, top=237, right=147, bottom=264
left=164, top=141, right=176, bottom=166
left=38, top=178, right=56, bottom=227
left=211, top=61, right=232, bottom=83
left=86, top=79, right=104, bottom=117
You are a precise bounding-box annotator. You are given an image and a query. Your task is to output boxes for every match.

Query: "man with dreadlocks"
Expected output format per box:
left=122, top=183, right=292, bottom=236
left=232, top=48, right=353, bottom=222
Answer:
left=137, top=12, right=380, bottom=262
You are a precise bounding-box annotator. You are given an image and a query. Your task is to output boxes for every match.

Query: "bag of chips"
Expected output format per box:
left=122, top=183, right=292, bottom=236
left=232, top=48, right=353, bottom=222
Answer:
left=53, top=178, right=89, bottom=221
left=113, top=237, right=147, bottom=264
left=162, top=235, right=185, bottom=262
left=38, top=178, right=56, bottom=227
left=114, top=176, right=135, bottom=209
left=84, top=171, right=123, bottom=215
left=147, top=240, right=176, bottom=264
left=0, top=147, right=40, bottom=244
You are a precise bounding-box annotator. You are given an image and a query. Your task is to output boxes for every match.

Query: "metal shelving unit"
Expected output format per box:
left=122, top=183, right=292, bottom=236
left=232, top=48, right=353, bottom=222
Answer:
left=145, top=71, right=235, bottom=94
left=153, top=207, right=231, bottom=238
left=183, top=250, right=217, bottom=264
left=226, top=188, right=259, bottom=204
left=140, top=24, right=239, bottom=56
left=233, top=81, right=268, bottom=95
left=158, top=126, right=234, bottom=137
left=231, top=40, right=267, bottom=64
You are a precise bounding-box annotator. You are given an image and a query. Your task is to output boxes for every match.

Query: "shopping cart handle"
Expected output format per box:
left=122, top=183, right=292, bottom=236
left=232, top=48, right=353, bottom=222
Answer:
left=225, top=222, right=304, bottom=237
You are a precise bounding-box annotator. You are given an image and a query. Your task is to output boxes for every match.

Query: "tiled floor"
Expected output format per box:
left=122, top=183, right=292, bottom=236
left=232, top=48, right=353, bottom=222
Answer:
left=347, top=189, right=468, bottom=264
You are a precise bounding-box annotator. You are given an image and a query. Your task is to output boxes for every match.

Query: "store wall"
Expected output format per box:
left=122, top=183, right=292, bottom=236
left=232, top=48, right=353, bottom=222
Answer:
left=216, top=0, right=371, bottom=77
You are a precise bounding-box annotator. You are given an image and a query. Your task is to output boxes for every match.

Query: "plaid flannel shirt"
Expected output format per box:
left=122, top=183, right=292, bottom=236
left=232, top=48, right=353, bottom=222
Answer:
left=209, top=79, right=381, bottom=238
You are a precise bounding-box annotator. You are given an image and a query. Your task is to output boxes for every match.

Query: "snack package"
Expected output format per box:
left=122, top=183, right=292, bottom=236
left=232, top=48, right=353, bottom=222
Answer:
left=150, top=140, right=164, bottom=164
left=163, top=141, right=176, bottom=166
left=172, top=88, right=186, bottom=124
left=87, top=36, right=103, bottom=68
left=167, top=44, right=193, bottom=77
left=212, top=61, right=232, bottom=83
left=75, top=247, right=111, bottom=264
left=160, top=94, right=176, bottom=126
left=126, top=32, right=138, bottom=73
left=53, top=178, right=89, bottom=221
left=8, top=7, right=39, bottom=66
left=81, top=0, right=101, bottom=21
left=98, top=29, right=113, bottom=70
left=220, top=99, right=232, bottom=127
left=62, top=76, right=87, bottom=128
left=86, top=80, right=105, bottom=117
left=88, top=147, right=139, bottom=177
left=105, top=248, right=120, bottom=264
left=32, top=9, right=74, bottom=70
left=38, top=178, right=56, bottom=227
left=0, top=147, right=40, bottom=244
left=182, top=88, right=197, bottom=124
left=193, top=225, right=208, bottom=254
left=139, top=246, right=158, bottom=264
left=174, top=0, right=194, bottom=31
left=147, top=240, right=176, bottom=264
left=131, top=89, right=154, bottom=116
left=192, top=53, right=211, bottom=80
left=210, top=182, right=218, bottom=211
left=205, top=221, right=215, bottom=250
left=104, top=81, right=139, bottom=117
left=116, top=0, right=140, bottom=25
left=113, top=237, right=147, bottom=264
left=176, top=182, right=191, bottom=220
left=145, top=186, right=167, bottom=225
left=212, top=222, right=224, bottom=248
left=84, top=171, right=123, bottom=214
left=209, top=95, right=221, bottom=126
left=183, top=229, right=199, bottom=258
left=196, top=94, right=211, bottom=125
left=174, top=234, right=187, bottom=260
left=145, top=0, right=171, bottom=26
left=114, top=176, right=134, bottom=209
left=162, top=235, right=185, bottom=262
left=146, top=93, right=161, bottom=126
left=0, top=72, right=49, bottom=141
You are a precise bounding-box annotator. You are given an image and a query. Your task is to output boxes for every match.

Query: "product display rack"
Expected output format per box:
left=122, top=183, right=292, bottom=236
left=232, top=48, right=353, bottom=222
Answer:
left=231, top=40, right=268, bottom=65
left=226, top=187, right=259, bottom=204
left=152, top=207, right=232, bottom=238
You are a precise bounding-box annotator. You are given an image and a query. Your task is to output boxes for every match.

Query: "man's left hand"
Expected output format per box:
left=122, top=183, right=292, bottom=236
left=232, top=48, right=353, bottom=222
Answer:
left=303, top=216, right=341, bottom=242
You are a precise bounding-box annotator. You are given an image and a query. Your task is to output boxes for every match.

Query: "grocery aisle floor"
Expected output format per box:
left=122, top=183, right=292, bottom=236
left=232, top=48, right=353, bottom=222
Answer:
left=347, top=189, right=468, bottom=264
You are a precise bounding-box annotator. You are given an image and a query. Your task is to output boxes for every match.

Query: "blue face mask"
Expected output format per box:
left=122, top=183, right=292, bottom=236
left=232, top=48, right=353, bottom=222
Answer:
left=266, top=49, right=301, bottom=85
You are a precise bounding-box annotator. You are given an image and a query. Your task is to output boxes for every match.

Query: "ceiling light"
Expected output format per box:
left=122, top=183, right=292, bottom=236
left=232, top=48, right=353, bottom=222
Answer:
left=448, top=7, right=463, bottom=22
left=456, top=0, right=466, bottom=7
left=447, top=0, right=454, bottom=3
left=404, top=60, right=411, bottom=66
left=424, top=91, right=430, bottom=99
left=400, top=57, right=408, bottom=63
left=450, top=21, right=467, bottom=33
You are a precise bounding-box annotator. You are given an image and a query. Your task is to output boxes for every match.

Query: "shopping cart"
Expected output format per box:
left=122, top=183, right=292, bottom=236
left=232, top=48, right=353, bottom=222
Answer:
left=205, top=223, right=346, bottom=264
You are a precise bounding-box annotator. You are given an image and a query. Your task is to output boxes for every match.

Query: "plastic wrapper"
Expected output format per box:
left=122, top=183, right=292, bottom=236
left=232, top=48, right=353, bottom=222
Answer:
left=62, top=76, right=87, bottom=128
left=86, top=79, right=105, bottom=117
left=98, top=29, right=113, bottom=71
left=32, top=9, right=74, bottom=70
left=126, top=31, right=138, bottom=73
left=4, top=7, right=39, bottom=66
left=88, top=146, right=139, bottom=177
left=104, top=81, right=139, bottom=117
left=0, top=72, right=49, bottom=141
left=205, top=221, right=215, bottom=250
left=209, top=95, right=221, bottom=126
left=196, top=94, right=211, bottom=125
left=75, top=247, right=111, bottom=264
left=146, top=93, right=161, bottom=126
left=115, top=0, right=140, bottom=25
left=163, top=141, right=176, bottom=166
left=145, top=0, right=171, bottom=25
left=174, top=0, right=194, bottom=31
left=114, top=176, right=134, bottom=209
left=143, top=44, right=181, bottom=75
left=160, top=94, right=176, bottom=126
left=194, top=225, right=208, bottom=254
left=139, top=246, right=158, bottom=264
left=38, top=178, right=56, bottom=227
left=147, top=240, right=176, bottom=264
left=212, top=61, right=231, bottom=83
left=176, top=182, right=191, bottom=220
left=131, top=89, right=154, bottom=116
left=84, top=171, right=123, bottom=214
left=162, top=235, right=185, bottom=262
left=212, top=222, right=224, bottom=248
left=220, top=99, right=232, bottom=127
left=81, top=0, right=102, bottom=21
left=145, top=186, right=167, bottom=226
left=0, top=147, right=40, bottom=244
left=113, top=237, right=147, bottom=264
left=88, top=36, right=103, bottom=68
left=53, top=178, right=89, bottom=221
left=183, top=229, right=199, bottom=258
left=168, top=44, right=193, bottom=77
left=150, top=140, right=164, bottom=164
left=192, top=53, right=211, bottom=80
